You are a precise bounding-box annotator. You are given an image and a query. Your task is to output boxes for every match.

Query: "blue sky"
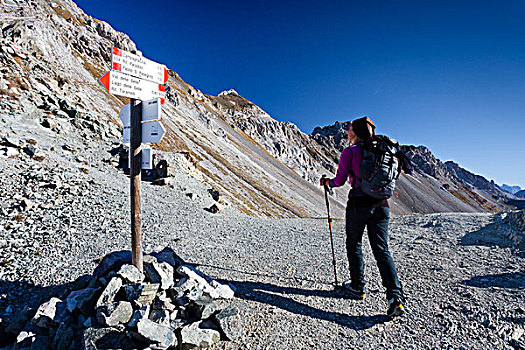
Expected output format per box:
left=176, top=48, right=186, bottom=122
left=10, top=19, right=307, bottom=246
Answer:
left=75, top=0, right=525, bottom=188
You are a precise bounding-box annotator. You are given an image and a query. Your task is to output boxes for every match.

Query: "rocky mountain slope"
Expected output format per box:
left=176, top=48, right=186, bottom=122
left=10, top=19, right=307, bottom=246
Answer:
left=515, top=190, right=525, bottom=199
left=0, top=0, right=515, bottom=219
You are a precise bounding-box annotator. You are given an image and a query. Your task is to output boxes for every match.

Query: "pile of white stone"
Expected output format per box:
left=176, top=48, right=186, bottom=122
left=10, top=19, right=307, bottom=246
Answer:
left=9, top=248, right=241, bottom=349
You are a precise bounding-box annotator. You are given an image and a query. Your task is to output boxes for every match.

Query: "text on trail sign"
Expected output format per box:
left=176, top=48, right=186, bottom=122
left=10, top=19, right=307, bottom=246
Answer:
left=112, top=47, right=169, bottom=85
left=99, top=70, right=166, bottom=102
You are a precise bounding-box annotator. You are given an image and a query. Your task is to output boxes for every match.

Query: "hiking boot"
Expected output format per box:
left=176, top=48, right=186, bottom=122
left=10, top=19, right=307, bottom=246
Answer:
left=342, top=281, right=365, bottom=300
left=387, top=298, right=405, bottom=318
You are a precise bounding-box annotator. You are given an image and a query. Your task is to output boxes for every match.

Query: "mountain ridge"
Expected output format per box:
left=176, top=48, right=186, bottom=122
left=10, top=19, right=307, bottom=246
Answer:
left=0, top=0, right=515, bottom=218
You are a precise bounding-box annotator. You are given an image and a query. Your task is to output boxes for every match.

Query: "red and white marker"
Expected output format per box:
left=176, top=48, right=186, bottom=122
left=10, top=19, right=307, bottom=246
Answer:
left=111, top=47, right=169, bottom=85
left=99, top=70, right=166, bottom=103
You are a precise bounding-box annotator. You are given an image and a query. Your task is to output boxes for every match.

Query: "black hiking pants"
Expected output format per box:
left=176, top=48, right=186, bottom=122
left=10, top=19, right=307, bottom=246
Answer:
left=345, top=203, right=404, bottom=301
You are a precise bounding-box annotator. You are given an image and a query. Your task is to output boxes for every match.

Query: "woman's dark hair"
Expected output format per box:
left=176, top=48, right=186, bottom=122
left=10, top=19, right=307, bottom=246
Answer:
left=351, top=116, right=375, bottom=140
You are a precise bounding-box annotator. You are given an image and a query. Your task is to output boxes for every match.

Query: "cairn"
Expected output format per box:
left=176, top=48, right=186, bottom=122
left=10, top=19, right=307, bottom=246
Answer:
left=8, top=247, right=241, bottom=349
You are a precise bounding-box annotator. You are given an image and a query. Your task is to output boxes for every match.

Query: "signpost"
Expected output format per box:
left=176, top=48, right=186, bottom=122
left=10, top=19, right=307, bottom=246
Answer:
left=99, top=70, right=166, bottom=103
left=99, top=48, right=169, bottom=272
left=130, top=98, right=142, bottom=271
left=111, top=47, right=169, bottom=85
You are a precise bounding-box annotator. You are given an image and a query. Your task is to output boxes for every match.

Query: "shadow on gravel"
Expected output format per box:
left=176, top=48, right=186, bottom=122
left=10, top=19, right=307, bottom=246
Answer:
left=229, top=280, right=391, bottom=330
left=0, top=277, right=84, bottom=347
left=196, top=263, right=326, bottom=285
left=462, top=272, right=525, bottom=289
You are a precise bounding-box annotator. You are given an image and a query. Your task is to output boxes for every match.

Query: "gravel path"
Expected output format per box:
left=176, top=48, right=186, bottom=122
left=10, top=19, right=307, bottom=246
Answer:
left=0, top=142, right=524, bottom=349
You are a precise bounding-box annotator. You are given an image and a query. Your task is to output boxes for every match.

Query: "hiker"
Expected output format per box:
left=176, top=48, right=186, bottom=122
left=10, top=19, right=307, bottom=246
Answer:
left=319, top=116, right=405, bottom=318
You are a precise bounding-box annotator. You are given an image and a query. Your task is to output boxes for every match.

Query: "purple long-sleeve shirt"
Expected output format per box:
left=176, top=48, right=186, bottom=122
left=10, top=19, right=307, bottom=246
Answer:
left=328, top=142, right=365, bottom=197
left=328, top=142, right=389, bottom=208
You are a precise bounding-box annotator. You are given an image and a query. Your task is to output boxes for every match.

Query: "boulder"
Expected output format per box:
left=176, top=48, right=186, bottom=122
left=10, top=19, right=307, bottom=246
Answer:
left=127, top=304, right=150, bottom=328
left=51, top=322, right=74, bottom=350
left=82, top=327, right=117, bottom=350
left=93, top=250, right=132, bottom=277
left=149, top=309, right=170, bottom=327
left=205, top=203, right=224, bottom=214
left=152, top=294, right=176, bottom=312
left=136, top=318, right=177, bottom=348
left=180, top=321, right=220, bottom=349
left=1, top=147, right=19, bottom=158
left=196, top=297, right=220, bottom=320
left=1, top=135, right=19, bottom=147
left=123, top=284, right=142, bottom=302
left=208, top=188, right=220, bottom=201
left=150, top=247, right=185, bottom=268
left=177, top=265, right=235, bottom=299
left=66, top=287, right=99, bottom=314
left=117, top=264, right=145, bottom=284
left=31, top=297, right=66, bottom=329
left=96, top=301, right=133, bottom=327
left=214, top=306, right=242, bottom=341
left=15, top=330, right=36, bottom=348
left=144, top=261, right=174, bottom=290
left=96, top=277, right=122, bottom=307
left=136, top=283, right=160, bottom=305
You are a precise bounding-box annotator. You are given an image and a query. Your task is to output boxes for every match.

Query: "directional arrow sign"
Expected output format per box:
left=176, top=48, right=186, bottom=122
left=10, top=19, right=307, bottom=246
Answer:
left=142, top=121, right=166, bottom=143
left=119, top=98, right=161, bottom=126
left=112, top=47, right=169, bottom=84
left=123, top=121, right=166, bottom=144
left=119, top=104, right=130, bottom=126
left=99, top=70, right=166, bottom=102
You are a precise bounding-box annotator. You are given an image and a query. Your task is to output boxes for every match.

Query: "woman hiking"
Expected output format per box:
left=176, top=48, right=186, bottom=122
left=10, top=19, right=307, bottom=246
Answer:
left=319, top=116, right=405, bottom=318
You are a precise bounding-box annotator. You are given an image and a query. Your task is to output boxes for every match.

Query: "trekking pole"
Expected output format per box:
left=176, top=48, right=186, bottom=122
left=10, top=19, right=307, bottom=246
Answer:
left=322, top=175, right=338, bottom=289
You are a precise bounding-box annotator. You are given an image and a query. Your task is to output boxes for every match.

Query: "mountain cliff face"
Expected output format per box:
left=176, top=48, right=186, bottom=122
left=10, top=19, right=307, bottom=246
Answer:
left=0, top=0, right=513, bottom=218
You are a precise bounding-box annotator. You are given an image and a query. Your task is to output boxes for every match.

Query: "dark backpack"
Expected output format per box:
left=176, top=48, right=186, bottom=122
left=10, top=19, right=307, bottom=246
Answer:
left=351, top=135, right=412, bottom=199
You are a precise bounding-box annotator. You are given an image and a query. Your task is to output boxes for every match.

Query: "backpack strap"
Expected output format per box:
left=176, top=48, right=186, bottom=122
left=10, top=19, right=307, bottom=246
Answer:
left=349, top=168, right=359, bottom=189
left=348, top=144, right=361, bottom=190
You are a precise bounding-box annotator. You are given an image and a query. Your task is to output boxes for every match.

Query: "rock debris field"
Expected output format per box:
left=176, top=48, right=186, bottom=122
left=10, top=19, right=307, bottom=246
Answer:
left=0, top=135, right=524, bottom=349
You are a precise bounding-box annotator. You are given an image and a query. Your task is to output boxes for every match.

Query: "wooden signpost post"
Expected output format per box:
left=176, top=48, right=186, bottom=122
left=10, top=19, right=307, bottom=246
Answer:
left=99, top=48, right=168, bottom=272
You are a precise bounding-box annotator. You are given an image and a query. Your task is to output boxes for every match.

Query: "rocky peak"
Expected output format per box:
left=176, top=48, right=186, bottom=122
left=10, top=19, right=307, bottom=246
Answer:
left=311, top=121, right=351, bottom=152
left=404, top=146, right=450, bottom=179
left=444, top=161, right=496, bottom=192
left=217, top=89, right=240, bottom=97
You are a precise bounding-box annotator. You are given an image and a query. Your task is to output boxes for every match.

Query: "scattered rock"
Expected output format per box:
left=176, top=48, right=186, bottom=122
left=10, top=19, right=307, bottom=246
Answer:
left=205, top=203, right=224, bottom=214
